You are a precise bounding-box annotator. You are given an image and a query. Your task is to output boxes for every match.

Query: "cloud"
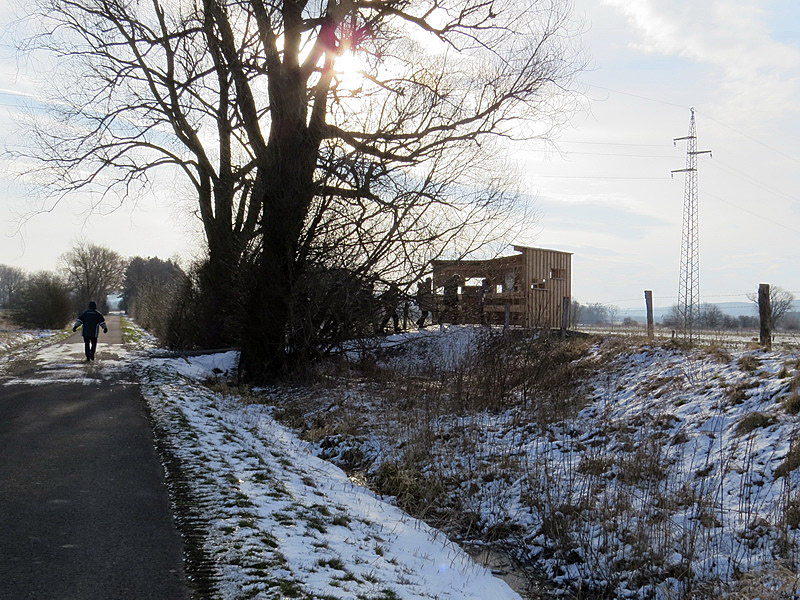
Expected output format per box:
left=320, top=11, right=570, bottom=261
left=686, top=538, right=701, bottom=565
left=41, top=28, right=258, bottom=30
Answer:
left=601, top=0, right=800, bottom=119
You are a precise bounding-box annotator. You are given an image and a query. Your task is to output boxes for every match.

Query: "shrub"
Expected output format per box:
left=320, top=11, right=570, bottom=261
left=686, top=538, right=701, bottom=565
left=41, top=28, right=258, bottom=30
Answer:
left=784, top=392, right=800, bottom=415
left=774, top=445, right=800, bottom=479
left=12, top=271, right=72, bottom=329
left=735, top=412, right=776, bottom=436
left=726, top=381, right=757, bottom=405
left=738, top=355, right=761, bottom=373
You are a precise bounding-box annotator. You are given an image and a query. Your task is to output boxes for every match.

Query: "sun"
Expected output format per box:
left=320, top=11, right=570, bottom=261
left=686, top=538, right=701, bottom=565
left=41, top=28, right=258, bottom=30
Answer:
left=333, top=50, right=366, bottom=91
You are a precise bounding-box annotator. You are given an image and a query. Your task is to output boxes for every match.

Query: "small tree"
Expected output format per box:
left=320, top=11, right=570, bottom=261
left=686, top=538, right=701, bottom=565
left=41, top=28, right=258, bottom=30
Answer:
left=13, top=272, right=72, bottom=329
left=60, top=242, right=126, bottom=312
left=747, top=285, right=796, bottom=329
left=698, top=303, right=724, bottom=330
left=0, top=264, right=27, bottom=309
left=570, top=299, right=583, bottom=327
left=662, top=305, right=681, bottom=328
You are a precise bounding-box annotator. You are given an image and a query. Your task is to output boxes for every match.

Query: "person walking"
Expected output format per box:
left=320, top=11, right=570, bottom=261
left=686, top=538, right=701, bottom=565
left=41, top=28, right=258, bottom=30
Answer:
left=415, top=278, right=434, bottom=328
left=73, top=301, right=108, bottom=361
left=379, top=283, right=402, bottom=334
left=440, top=274, right=460, bottom=325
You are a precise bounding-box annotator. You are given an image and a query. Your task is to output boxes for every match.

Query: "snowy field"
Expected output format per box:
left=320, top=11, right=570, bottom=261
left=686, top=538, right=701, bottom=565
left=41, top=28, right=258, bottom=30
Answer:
left=5, top=323, right=800, bottom=598
left=0, top=329, right=62, bottom=354
left=578, top=324, right=800, bottom=350
left=254, top=327, right=800, bottom=599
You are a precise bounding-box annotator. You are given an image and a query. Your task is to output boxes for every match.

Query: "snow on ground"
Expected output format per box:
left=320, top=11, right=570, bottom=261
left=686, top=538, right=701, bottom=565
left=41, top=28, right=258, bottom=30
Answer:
left=0, top=329, right=63, bottom=355
left=8, top=322, right=800, bottom=598
left=138, top=353, right=522, bottom=600
left=2, top=326, right=520, bottom=598
left=258, top=330, right=800, bottom=598
left=1, top=340, right=134, bottom=386
left=345, top=325, right=489, bottom=372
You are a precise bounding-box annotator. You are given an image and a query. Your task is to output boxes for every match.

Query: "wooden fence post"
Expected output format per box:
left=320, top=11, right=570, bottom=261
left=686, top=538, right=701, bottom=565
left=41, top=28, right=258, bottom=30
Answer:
left=644, top=290, right=654, bottom=340
left=759, top=283, right=772, bottom=349
left=560, top=296, right=570, bottom=338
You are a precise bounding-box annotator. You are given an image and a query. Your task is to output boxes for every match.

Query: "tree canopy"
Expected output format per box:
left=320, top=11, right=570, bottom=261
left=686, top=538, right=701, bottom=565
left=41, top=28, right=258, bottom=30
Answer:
left=21, top=0, right=582, bottom=380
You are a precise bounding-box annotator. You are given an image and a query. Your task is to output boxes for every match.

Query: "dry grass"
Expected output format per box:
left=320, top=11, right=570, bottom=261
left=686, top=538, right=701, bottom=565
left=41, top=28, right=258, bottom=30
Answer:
left=738, top=355, right=762, bottom=373
left=735, top=412, right=777, bottom=436
left=775, top=444, right=800, bottom=480
left=223, top=332, right=800, bottom=600
left=784, top=392, right=800, bottom=415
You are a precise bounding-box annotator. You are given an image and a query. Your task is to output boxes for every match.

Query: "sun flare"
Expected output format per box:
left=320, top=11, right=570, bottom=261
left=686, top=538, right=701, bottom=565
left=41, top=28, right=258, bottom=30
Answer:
left=333, top=51, right=366, bottom=90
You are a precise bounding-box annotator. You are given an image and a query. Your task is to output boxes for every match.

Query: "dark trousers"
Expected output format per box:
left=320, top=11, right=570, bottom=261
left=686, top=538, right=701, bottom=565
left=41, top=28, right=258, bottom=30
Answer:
left=381, top=311, right=400, bottom=334
left=83, top=336, right=98, bottom=359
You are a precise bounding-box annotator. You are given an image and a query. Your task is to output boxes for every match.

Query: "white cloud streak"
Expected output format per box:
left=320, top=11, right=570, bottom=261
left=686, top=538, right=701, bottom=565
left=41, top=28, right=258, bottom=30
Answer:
left=602, top=0, right=800, bottom=119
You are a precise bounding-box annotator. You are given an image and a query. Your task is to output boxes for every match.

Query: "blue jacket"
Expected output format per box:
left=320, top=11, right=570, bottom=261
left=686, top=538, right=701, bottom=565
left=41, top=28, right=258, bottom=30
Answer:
left=74, top=309, right=107, bottom=338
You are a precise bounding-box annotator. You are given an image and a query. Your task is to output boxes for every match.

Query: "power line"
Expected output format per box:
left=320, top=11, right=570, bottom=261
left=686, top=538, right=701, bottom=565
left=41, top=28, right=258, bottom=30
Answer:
left=586, top=83, right=689, bottom=110
left=558, top=140, right=675, bottom=148
left=531, top=175, right=671, bottom=180
left=600, top=291, right=800, bottom=307
left=706, top=159, right=800, bottom=205
left=695, top=110, right=800, bottom=165
left=585, top=84, right=800, bottom=166
left=702, top=191, right=800, bottom=236
left=563, top=151, right=677, bottom=159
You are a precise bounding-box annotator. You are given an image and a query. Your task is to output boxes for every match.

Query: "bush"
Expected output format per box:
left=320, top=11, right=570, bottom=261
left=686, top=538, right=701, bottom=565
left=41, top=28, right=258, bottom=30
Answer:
left=738, top=355, right=761, bottom=373
left=163, top=260, right=238, bottom=350
left=784, top=392, right=800, bottom=415
left=775, top=445, right=800, bottom=479
left=735, top=412, right=776, bottom=436
left=12, top=271, right=72, bottom=329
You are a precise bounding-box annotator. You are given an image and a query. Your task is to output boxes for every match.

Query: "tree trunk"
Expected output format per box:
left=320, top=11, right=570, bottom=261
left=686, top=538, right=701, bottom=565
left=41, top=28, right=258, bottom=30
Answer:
left=202, top=217, right=241, bottom=348
left=238, top=100, right=318, bottom=382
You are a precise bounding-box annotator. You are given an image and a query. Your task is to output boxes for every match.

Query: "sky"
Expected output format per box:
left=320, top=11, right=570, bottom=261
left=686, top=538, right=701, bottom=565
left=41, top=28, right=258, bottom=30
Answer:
left=1, top=0, right=799, bottom=311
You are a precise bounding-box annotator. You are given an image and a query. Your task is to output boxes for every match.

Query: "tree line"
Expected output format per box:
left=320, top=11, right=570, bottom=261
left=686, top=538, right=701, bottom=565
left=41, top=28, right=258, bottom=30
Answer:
left=0, top=243, right=182, bottom=336
left=0, top=242, right=421, bottom=349
left=571, top=287, right=797, bottom=331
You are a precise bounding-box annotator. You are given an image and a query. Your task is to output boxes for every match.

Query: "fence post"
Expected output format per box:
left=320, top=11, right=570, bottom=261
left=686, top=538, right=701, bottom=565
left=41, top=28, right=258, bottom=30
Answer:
left=759, top=283, right=772, bottom=349
left=644, top=290, right=654, bottom=340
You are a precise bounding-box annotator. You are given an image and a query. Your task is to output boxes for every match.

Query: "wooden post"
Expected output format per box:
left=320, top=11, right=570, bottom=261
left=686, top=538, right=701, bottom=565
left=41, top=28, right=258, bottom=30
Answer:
left=504, top=303, right=511, bottom=332
left=759, top=283, right=772, bottom=349
left=560, top=296, right=570, bottom=338
left=644, top=290, right=654, bottom=340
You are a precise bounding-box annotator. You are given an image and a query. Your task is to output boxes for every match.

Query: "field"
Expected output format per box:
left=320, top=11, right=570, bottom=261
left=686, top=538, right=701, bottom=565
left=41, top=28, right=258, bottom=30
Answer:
left=246, top=327, right=800, bottom=599
left=578, top=324, right=800, bottom=351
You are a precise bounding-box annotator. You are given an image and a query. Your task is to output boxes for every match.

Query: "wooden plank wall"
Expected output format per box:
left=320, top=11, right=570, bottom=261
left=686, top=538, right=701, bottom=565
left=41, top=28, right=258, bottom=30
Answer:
left=431, top=246, right=572, bottom=329
left=518, top=247, right=572, bottom=328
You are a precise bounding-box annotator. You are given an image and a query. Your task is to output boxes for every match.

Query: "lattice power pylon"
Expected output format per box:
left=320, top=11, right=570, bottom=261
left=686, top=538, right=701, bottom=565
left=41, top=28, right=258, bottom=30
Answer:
left=672, top=109, right=711, bottom=341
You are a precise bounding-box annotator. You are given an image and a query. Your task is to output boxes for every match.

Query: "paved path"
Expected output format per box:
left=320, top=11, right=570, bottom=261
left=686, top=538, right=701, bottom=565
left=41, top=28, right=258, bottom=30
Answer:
left=0, top=316, right=191, bottom=599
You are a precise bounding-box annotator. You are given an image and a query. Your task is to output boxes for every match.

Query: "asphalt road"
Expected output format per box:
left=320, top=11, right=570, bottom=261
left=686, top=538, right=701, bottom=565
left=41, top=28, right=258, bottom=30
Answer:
left=0, top=316, right=191, bottom=600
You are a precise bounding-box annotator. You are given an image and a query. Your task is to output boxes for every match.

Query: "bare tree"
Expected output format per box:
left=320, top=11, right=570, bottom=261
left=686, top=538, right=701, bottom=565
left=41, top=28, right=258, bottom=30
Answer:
left=698, top=303, right=724, bottom=330
left=747, top=285, right=796, bottom=329
left=0, top=264, right=27, bottom=309
left=22, top=0, right=583, bottom=381
left=60, top=243, right=126, bottom=311
left=17, top=0, right=261, bottom=345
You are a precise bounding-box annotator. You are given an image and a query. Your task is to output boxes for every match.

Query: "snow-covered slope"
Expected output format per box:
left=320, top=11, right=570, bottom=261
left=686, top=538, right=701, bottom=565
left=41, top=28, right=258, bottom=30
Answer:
left=258, top=329, right=800, bottom=599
